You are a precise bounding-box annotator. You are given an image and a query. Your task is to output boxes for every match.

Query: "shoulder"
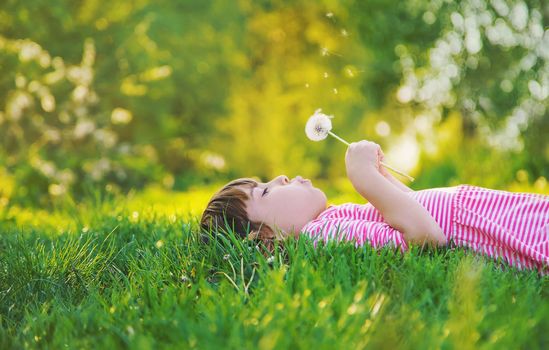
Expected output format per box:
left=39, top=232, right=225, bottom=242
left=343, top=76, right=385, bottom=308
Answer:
left=316, top=202, right=366, bottom=219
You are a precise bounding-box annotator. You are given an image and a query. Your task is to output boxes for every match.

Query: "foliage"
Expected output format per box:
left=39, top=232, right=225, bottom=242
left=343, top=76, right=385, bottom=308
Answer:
left=0, top=0, right=244, bottom=205
left=0, top=0, right=547, bottom=204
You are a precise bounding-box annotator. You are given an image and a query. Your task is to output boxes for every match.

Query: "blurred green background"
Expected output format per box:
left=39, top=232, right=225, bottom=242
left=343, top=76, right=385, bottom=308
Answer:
left=1, top=0, right=548, bottom=216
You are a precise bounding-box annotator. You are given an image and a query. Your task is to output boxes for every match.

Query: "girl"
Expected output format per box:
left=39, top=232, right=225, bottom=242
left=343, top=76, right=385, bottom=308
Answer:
left=200, top=141, right=549, bottom=274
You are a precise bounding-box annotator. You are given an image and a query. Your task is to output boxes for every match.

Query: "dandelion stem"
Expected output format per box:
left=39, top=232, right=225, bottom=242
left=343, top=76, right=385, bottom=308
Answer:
left=328, top=131, right=350, bottom=146
left=379, top=162, right=415, bottom=182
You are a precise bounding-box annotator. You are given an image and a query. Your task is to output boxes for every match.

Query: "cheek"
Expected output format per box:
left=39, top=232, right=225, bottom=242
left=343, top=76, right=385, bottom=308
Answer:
left=265, top=188, right=322, bottom=222
left=282, top=190, right=320, bottom=213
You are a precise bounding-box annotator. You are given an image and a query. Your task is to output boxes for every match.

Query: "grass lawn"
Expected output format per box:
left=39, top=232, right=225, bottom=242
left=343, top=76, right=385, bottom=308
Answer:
left=0, top=193, right=547, bottom=349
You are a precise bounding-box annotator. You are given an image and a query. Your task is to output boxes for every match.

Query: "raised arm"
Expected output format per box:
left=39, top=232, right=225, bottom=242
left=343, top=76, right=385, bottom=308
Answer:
left=345, top=141, right=446, bottom=247
left=379, top=155, right=414, bottom=193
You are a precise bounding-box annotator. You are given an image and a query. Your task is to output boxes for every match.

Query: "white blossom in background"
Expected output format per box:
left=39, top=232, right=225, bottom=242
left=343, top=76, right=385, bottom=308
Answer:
left=141, top=65, right=172, bottom=81
left=44, top=129, right=61, bottom=143
left=57, top=169, right=75, bottom=185
left=72, top=85, right=89, bottom=102
left=200, top=151, right=226, bottom=170
left=48, top=184, right=66, bottom=196
left=375, top=121, right=391, bottom=137
left=18, top=40, right=41, bottom=62
left=111, top=108, right=133, bottom=124
left=7, top=91, right=33, bottom=121
left=74, top=119, right=96, bottom=139
left=395, top=0, right=548, bottom=152
left=94, top=129, right=118, bottom=148
left=86, top=158, right=111, bottom=181
left=27, top=80, right=56, bottom=112
left=40, top=94, right=55, bottom=112
left=15, top=74, right=26, bottom=88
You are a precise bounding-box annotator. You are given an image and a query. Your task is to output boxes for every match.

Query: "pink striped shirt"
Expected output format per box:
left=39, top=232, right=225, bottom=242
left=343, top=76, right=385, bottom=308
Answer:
left=301, top=185, right=549, bottom=274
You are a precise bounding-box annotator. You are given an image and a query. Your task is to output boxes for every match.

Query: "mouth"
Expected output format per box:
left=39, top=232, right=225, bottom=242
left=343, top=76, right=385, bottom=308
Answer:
left=291, top=176, right=311, bottom=185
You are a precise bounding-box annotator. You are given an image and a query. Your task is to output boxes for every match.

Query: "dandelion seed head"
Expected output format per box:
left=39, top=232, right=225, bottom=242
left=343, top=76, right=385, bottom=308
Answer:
left=305, top=109, right=333, bottom=141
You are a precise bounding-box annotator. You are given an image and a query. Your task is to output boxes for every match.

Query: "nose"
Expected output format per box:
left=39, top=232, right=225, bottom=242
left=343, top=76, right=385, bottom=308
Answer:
left=269, top=175, right=293, bottom=185
left=270, top=175, right=289, bottom=185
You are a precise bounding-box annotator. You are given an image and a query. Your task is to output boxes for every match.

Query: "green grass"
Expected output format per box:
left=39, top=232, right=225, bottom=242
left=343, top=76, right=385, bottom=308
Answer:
left=0, top=204, right=548, bottom=349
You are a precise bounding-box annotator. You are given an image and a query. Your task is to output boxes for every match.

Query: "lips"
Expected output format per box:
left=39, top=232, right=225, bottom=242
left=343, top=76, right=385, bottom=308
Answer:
left=292, top=176, right=311, bottom=184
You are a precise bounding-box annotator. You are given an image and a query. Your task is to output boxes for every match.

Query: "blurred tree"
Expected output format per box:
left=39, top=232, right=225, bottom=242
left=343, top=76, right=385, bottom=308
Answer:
left=213, top=0, right=370, bottom=182
left=0, top=0, right=248, bottom=204
left=353, top=0, right=548, bottom=180
left=0, top=0, right=546, bottom=206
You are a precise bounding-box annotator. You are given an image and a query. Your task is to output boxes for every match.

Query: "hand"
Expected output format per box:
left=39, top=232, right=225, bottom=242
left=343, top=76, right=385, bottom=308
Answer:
left=377, top=148, right=389, bottom=177
left=345, top=140, right=384, bottom=182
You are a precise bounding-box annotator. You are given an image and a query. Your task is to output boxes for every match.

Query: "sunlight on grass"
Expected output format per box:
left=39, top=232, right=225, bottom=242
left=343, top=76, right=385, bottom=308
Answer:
left=124, top=183, right=221, bottom=219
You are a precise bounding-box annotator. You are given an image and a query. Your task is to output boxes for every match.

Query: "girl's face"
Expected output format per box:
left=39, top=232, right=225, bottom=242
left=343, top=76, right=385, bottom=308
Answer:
left=241, top=175, right=328, bottom=237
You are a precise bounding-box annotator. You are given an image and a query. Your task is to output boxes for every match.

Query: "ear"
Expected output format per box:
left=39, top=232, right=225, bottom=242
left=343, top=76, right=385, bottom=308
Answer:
left=246, top=230, right=260, bottom=241
left=247, top=227, right=274, bottom=241
left=247, top=227, right=278, bottom=256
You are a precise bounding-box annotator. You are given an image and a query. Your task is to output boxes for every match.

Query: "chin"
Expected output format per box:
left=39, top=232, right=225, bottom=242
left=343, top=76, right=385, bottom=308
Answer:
left=316, top=188, right=327, bottom=204
left=313, top=190, right=328, bottom=212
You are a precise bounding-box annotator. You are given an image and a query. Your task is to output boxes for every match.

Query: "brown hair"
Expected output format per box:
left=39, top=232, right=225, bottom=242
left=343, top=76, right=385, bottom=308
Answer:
left=200, top=178, right=276, bottom=249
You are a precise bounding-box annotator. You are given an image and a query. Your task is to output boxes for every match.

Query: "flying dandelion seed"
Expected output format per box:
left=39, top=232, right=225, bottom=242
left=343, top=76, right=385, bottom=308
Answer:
left=326, top=12, right=334, bottom=18
left=333, top=88, right=338, bottom=94
left=345, top=67, right=355, bottom=78
left=321, top=47, right=329, bottom=56
left=323, top=72, right=329, bottom=78
left=341, top=29, right=349, bottom=37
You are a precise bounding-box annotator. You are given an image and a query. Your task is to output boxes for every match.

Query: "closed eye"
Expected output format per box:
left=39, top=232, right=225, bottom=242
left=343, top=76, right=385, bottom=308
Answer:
left=262, top=187, right=269, bottom=196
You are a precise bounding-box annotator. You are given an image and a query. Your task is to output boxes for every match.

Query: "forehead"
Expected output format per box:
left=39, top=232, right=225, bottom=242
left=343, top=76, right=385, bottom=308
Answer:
left=236, top=181, right=258, bottom=200
left=237, top=182, right=259, bottom=217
